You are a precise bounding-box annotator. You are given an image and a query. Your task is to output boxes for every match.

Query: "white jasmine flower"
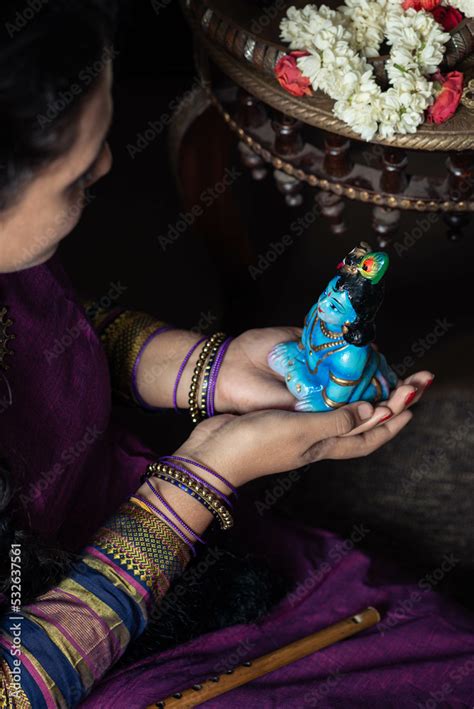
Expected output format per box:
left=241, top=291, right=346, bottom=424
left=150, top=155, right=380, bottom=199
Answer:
left=279, top=0, right=452, bottom=140
left=449, top=0, right=474, bottom=17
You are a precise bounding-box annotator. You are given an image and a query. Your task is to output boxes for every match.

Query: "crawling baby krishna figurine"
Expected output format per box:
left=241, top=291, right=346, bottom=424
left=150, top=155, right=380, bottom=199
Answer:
left=268, top=243, right=398, bottom=412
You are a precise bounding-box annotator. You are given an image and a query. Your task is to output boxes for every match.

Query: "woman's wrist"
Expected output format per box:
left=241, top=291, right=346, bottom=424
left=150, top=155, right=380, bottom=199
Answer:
left=135, top=329, right=234, bottom=416
left=135, top=476, right=214, bottom=538
left=134, top=453, right=238, bottom=547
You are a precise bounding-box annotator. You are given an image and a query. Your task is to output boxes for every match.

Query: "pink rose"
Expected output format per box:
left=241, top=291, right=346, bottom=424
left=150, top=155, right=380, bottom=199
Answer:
left=426, top=71, right=464, bottom=124
left=275, top=51, right=312, bottom=97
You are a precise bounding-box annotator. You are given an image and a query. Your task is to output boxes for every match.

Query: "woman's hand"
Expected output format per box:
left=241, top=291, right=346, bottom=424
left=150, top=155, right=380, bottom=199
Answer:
left=173, top=400, right=413, bottom=489
left=215, top=327, right=303, bottom=413
left=215, top=327, right=434, bottom=425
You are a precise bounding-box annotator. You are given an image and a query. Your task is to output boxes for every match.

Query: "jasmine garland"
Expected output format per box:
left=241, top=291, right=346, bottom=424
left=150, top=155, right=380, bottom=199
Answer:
left=279, top=0, right=455, bottom=140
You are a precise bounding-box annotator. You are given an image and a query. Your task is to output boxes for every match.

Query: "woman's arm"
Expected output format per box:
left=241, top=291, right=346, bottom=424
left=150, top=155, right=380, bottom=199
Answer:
left=0, top=492, right=207, bottom=708
left=82, top=298, right=203, bottom=409
left=0, top=395, right=417, bottom=707
left=82, top=300, right=433, bottom=419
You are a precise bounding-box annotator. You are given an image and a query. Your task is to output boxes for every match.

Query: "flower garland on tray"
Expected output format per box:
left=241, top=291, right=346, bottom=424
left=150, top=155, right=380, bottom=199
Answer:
left=275, top=0, right=470, bottom=140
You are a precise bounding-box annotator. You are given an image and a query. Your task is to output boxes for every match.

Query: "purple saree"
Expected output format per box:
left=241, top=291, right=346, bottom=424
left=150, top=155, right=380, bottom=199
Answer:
left=1, top=256, right=473, bottom=708
left=0, top=255, right=154, bottom=550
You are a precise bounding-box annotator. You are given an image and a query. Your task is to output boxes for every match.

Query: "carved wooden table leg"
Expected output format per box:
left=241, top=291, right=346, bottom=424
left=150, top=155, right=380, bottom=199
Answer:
left=324, top=133, right=353, bottom=177
left=373, top=147, right=407, bottom=248
left=317, top=133, right=353, bottom=234
left=236, top=90, right=268, bottom=180
left=315, top=190, right=346, bottom=234
left=272, top=112, right=304, bottom=206
left=443, top=151, right=474, bottom=240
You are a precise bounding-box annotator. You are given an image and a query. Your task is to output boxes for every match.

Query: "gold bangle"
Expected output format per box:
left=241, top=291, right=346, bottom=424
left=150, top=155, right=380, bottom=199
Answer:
left=147, top=461, right=234, bottom=530
left=188, top=332, right=226, bottom=423
left=100, top=310, right=168, bottom=403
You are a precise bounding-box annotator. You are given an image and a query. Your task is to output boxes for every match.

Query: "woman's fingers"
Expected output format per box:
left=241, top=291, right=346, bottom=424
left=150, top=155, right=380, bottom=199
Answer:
left=400, top=371, right=434, bottom=406
left=342, top=385, right=416, bottom=437
left=258, top=375, right=299, bottom=410
left=297, top=402, right=374, bottom=461
left=341, top=404, right=393, bottom=437
left=325, top=409, right=413, bottom=460
left=343, top=373, right=431, bottom=437
left=384, top=383, right=419, bottom=413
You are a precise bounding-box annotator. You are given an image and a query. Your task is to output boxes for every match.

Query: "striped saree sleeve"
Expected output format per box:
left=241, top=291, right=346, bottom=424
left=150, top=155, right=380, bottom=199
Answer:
left=0, top=500, right=190, bottom=708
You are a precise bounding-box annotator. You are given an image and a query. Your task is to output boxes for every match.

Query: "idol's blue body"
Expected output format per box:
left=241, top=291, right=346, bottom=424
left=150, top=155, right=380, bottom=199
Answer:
left=268, top=249, right=397, bottom=412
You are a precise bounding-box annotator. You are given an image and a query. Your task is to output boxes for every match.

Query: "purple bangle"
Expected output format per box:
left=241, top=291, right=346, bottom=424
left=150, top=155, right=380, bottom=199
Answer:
left=160, top=454, right=238, bottom=497
left=173, top=337, right=207, bottom=413
left=131, top=325, right=174, bottom=411
left=132, top=493, right=196, bottom=556
left=158, top=457, right=234, bottom=509
left=206, top=336, right=233, bottom=418
left=145, top=479, right=206, bottom=545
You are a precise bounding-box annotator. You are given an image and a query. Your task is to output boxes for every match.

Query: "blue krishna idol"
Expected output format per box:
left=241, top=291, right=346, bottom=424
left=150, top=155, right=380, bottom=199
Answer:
left=268, top=243, right=398, bottom=412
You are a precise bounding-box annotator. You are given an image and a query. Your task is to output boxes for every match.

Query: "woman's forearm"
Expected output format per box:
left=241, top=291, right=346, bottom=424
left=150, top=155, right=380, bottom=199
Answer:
left=134, top=329, right=204, bottom=409
left=0, top=494, right=198, bottom=708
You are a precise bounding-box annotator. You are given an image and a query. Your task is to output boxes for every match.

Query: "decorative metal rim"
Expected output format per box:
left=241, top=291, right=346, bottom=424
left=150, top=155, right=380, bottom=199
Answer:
left=205, top=87, right=474, bottom=212
left=183, top=0, right=474, bottom=152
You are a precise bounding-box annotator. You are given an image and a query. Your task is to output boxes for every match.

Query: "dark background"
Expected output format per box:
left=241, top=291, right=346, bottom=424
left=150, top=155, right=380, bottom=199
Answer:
left=60, top=1, right=474, bottom=603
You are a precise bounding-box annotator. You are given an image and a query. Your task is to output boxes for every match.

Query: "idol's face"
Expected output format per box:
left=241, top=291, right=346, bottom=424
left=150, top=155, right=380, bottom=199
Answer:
left=0, top=61, right=114, bottom=274
left=316, top=275, right=357, bottom=327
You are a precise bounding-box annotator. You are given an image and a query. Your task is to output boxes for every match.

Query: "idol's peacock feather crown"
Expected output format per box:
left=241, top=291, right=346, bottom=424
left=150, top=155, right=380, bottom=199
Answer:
left=338, top=242, right=389, bottom=285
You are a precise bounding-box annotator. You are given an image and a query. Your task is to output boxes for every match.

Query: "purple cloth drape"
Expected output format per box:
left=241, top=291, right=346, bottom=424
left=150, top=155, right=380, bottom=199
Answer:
left=82, top=504, right=474, bottom=708
left=1, top=256, right=473, bottom=708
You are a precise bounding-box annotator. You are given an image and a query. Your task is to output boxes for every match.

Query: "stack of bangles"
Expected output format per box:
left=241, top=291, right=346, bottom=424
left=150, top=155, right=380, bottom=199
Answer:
left=130, top=455, right=238, bottom=556
left=173, top=332, right=233, bottom=423
left=98, top=307, right=233, bottom=422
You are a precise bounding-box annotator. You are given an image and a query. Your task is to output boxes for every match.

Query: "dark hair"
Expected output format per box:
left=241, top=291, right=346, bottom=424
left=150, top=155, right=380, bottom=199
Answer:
left=0, top=460, right=83, bottom=607
left=0, top=0, right=117, bottom=608
left=335, top=271, right=385, bottom=347
left=0, top=0, right=118, bottom=211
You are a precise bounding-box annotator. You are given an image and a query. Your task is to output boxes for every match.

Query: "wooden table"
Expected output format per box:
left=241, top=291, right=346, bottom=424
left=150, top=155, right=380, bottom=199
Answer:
left=174, top=0, right=474, bottom=246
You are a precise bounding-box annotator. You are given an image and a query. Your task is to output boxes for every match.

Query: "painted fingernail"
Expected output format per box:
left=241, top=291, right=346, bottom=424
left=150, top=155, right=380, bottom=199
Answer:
left=379, top=413, right=393, bottom=423
left=358, top=402, right=373, bottom=420
left=424, top=377, right=435, bottom=390
left=405, top=390, right=418, bottom=406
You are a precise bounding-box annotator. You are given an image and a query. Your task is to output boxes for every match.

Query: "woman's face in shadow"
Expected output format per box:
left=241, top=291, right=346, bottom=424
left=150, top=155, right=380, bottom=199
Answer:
left=0, top=60, right=114, bottom=274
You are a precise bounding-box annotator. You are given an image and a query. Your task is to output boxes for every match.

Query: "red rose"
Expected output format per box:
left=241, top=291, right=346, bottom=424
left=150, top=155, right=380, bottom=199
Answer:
left=402, top=0, right=441, bottom=9
left=402, top=0, right=421, bottom=9
left=275, top=51, right=312, bottom=97
left=426, top=71, right=464, bottom=124
left=431, top=5, right=463, bottom=30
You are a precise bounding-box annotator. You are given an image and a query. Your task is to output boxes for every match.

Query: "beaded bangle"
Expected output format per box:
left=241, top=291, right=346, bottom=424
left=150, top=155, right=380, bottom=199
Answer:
left=146, top=462, right=234, bottom=530
left=199, top=334, right=227, bottom=420
left=206, top=336, right=233, bottom=417
left=144, top=478, right=206, bottom=544
left=160, top=454, right=239, bottom=497
left=173, top=336, right=207, bottom=413
left=188, top=332, right=226, bottom=424
left=157, top=458, right=233, bottom=509
left=154, top=473, right=234, bottom=531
